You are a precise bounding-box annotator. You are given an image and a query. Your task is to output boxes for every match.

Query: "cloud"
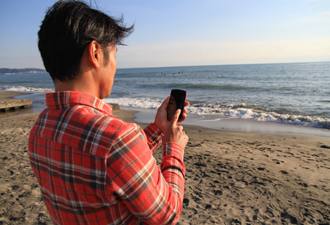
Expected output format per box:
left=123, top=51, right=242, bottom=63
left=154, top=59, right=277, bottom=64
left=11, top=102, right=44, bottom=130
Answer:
left=299, top=10, right=330, bottom=23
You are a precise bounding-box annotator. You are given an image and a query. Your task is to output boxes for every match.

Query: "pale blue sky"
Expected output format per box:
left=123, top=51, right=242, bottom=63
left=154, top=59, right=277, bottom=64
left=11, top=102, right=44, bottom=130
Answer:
left=0, top=0, right=329, bottom=69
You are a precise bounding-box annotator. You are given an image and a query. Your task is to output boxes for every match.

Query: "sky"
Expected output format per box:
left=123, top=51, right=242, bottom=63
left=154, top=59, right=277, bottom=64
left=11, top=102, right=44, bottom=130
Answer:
left=0, top=0, right=329, bottom=69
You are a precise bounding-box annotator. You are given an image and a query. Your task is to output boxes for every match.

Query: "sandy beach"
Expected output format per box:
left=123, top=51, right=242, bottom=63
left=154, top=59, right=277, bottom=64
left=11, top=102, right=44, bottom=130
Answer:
left=1, top=91, right=330, bottom=224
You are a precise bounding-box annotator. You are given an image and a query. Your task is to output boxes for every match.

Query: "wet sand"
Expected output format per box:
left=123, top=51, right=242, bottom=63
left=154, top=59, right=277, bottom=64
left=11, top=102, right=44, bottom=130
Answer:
left=0, top=91, right=330, bottom=224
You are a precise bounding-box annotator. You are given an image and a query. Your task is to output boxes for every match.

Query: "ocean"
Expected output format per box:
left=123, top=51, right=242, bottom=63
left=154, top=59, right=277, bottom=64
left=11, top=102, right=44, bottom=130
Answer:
left=1, top=62, right=330, bottom=137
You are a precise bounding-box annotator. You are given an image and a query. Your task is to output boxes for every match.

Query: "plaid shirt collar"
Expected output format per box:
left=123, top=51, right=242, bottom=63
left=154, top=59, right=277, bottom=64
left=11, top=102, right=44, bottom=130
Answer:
left=45, top=91, right=116, bottom=118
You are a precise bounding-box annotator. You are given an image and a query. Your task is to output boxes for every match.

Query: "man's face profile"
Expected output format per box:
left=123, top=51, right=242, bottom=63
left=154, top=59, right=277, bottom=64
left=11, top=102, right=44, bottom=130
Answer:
left=98, top=44, right=117, bottom=99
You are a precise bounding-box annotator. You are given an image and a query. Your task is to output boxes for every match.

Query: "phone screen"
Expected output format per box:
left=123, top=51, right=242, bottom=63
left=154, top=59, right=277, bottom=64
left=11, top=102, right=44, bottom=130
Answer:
left=167, top=89, right=187, bottom=121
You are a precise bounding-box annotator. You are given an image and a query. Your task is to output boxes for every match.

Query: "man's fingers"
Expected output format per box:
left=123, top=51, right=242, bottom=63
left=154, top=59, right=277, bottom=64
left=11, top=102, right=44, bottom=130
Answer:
left=180, top=112, right=187, bottom=122
left=177, top=125, right=184, bottom=132
left=171, top=109, right=181, bottom=126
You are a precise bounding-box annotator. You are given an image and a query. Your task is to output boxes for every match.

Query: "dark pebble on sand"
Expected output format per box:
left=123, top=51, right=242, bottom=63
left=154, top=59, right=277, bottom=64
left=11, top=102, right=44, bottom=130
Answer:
left=320, top=145, right=330, bottom=149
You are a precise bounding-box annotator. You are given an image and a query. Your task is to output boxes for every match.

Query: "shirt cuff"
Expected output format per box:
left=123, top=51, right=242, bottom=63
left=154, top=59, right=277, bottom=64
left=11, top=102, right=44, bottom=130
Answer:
left=162, top=142, right=184, bottom=161
left=144, top=123, right=163, bottom=151
left=146, top=122, right=163, bottom=134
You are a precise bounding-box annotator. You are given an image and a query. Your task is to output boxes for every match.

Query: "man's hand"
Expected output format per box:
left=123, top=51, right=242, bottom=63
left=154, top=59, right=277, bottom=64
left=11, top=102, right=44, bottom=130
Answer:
left=162, top=109, right=189, bottom=149
left=154, top=97, right=189, bottom=134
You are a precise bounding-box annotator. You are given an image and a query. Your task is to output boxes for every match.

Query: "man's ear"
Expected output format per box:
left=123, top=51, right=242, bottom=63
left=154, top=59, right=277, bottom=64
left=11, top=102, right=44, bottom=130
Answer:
left=87, top=40, right=102, bottom=68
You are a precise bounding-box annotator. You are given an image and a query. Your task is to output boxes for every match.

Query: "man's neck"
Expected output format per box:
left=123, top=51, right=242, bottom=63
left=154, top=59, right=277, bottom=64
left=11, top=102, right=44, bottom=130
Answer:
left=54, top=75, right=99, bottom=98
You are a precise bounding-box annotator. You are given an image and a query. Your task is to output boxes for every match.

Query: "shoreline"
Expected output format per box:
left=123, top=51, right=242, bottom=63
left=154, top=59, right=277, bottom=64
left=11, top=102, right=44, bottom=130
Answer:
left=122, top=106, right=330, bottom=139
left=1, top=90, right=329, bottom=139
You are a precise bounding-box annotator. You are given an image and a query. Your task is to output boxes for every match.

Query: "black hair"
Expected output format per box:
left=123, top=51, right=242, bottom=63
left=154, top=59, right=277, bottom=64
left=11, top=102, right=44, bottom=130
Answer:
left=38, top=0, right=134, bottom=82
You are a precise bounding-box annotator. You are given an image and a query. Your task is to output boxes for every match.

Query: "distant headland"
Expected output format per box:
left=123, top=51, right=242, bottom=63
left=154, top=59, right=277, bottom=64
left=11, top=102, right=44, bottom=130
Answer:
left=0, top=68, right=46, bottom=75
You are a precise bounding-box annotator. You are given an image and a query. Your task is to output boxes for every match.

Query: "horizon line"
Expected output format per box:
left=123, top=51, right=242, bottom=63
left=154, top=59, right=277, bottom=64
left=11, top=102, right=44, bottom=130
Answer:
left=1, top=60, right=329, bottom=71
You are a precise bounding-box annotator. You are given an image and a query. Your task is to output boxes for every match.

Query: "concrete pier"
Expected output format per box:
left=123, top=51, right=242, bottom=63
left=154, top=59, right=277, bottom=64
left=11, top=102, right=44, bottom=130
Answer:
left=0, top=99, right=32, bottom=112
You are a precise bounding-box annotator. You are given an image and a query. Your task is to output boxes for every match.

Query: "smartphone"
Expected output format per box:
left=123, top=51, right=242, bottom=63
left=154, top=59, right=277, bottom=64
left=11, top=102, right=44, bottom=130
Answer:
left=167, top=89, right=187, bottom=121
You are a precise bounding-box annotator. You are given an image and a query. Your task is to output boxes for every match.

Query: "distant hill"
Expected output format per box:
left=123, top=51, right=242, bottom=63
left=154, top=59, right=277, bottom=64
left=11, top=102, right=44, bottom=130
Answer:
left=0, top=68, right=46, bottom=75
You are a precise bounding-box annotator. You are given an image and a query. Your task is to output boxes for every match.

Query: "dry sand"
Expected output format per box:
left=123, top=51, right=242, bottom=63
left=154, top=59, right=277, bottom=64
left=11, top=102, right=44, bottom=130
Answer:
left=0, top=92, right=330, bottom=224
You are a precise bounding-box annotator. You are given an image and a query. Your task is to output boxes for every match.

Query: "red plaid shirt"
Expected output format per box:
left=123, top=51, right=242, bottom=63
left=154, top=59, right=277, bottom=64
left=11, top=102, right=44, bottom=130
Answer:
left=29, top=91, right=185, bottom=225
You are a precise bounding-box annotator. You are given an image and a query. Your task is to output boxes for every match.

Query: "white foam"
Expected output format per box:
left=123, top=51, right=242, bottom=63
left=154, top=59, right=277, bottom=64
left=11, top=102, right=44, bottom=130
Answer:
left=104, top=97, right=330, bottom=129
left=1, top=86, right=328, bottom=130
left=104, top=97, right=162, bottom=109
left=0, top=86, right=54, bottom=93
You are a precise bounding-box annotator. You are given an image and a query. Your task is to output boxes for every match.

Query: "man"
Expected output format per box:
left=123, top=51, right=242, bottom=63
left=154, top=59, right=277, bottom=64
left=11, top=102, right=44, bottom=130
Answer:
left=29, top=1, right=189, bottom=224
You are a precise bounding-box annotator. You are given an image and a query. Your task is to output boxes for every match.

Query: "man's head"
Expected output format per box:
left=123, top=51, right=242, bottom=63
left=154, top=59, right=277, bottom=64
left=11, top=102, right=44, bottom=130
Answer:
left=38, top=0, right=133, bottom=82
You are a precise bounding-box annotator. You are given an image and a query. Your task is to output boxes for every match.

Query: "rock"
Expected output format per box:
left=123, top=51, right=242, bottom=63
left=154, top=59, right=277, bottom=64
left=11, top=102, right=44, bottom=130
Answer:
left=110, top=104, right=120, bottom=110
left=233, top=182, right=245, bottom=188
left=320, top=145, right=330, bottom=149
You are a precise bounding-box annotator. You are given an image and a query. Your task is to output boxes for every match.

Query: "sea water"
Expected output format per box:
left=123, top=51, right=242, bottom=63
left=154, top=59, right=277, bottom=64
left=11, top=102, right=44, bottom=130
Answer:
left=1, top=62, right=329, bottom=137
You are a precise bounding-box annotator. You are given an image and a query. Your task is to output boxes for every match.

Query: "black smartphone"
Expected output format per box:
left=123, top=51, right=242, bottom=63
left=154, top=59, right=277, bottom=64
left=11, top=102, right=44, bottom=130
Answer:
left=167, top=89, right=187, bottom=121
